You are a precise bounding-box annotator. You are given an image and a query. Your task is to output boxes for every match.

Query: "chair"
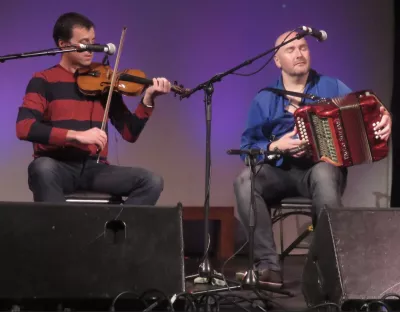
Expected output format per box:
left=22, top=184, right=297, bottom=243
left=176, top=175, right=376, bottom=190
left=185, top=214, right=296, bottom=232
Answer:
left=271, top=196, right=314, bottom=271
left=64, top=190, right=124, bottom=204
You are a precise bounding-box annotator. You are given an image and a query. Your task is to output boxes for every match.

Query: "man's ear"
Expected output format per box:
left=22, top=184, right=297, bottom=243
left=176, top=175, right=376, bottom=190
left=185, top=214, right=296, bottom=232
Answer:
left=58, top=39, right=68, bottom=48
left=274, top=55, right=281, bottom=68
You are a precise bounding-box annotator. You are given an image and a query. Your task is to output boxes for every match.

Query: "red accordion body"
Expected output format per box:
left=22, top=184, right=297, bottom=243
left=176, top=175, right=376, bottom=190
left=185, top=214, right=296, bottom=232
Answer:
left=294, top=90, right=389, bottom=167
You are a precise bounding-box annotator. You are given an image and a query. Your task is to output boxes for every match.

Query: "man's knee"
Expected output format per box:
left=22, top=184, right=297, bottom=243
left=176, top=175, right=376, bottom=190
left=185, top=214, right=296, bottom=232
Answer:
left=233, top=168, right=252, bottom=216
left=142, top=170, right=164, bottom=194
left=311, top=162, right=343, bottom=181
left=311, top=162, right=347, bottom=190
left=151, top=173, right=164, bottom=193
left=28, top=157, right=60, bottom=181
left=233, top=167, right=251, bottom=194
left=310, top=162, right=346, bottom=203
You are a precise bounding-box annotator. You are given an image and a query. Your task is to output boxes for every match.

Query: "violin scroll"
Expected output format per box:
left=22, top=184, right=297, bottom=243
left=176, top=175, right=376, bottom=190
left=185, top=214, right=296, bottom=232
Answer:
left=172, top=80, right=191, bottom=99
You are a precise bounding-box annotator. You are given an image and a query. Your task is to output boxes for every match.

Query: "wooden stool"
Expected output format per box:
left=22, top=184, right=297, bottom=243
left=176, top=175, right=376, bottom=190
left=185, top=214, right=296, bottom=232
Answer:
left=182, top=206, right=234, bottom=260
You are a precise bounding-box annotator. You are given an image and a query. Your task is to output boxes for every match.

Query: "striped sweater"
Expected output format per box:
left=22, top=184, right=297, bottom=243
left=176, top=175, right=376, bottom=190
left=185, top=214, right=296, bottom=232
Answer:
left=16, top=64, right=153, bottom=162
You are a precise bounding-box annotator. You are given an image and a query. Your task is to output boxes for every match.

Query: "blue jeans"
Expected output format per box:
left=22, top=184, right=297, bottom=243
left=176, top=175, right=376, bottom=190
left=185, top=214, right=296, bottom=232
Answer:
left=28, top=156, right=164, bottom=205
left=233, top=160, right=347, bottom=271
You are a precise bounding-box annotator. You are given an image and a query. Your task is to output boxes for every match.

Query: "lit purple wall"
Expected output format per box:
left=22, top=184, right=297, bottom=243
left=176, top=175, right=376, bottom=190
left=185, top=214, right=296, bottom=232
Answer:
left=0, top=0, right=394, bottom=209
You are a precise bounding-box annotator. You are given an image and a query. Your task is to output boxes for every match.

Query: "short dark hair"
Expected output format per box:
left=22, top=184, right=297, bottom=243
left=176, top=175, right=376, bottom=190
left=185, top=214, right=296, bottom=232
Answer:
left=52, top=12, right=95, bottom=47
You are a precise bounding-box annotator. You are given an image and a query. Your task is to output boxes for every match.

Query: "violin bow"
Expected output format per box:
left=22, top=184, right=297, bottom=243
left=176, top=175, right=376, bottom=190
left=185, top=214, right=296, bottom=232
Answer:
left=97, top=26, right=127, bottom=163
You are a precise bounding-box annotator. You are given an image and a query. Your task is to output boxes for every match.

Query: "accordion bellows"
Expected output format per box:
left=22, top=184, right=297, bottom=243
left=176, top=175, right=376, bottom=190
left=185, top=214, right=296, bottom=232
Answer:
left=294, top=90, right=389, bottom=167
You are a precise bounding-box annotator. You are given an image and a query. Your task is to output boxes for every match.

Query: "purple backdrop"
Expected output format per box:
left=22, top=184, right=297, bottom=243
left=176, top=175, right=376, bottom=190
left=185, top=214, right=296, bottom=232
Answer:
left=0, top=0, right=394, bottom=214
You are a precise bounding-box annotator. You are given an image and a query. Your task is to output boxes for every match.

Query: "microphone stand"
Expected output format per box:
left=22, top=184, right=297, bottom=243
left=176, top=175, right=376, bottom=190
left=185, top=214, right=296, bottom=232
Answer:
left=226, top=149, right=293, bottom=298
left=0, top=46, right=85, bottom=63
left=181, top=30, right=311, bottom=291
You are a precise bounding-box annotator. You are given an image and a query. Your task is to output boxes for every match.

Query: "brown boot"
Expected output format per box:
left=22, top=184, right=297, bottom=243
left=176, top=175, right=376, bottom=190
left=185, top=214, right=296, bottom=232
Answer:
left=258, top=269, right=283, bottom=288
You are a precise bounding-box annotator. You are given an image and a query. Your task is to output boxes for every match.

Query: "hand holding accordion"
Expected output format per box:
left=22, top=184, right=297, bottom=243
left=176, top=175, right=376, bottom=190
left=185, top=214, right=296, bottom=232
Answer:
left=293, top=90, right=389, bottom=167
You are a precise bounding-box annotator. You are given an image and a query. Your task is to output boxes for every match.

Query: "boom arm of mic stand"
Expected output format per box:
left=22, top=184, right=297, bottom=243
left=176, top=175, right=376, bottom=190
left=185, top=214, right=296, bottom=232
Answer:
left=179, top=32, right=308, bottom=99
left=0, top=46, right=82, bottom=63
left=226, top=148, right=284, bottom=160
left=261, top=87, right=324, bottom=101
left=227, top=148, right=282, bottom=157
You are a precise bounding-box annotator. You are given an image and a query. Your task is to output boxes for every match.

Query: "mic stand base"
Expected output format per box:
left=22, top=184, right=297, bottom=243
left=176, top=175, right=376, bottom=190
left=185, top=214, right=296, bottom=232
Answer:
left=185, top=257, right=242, bottom=292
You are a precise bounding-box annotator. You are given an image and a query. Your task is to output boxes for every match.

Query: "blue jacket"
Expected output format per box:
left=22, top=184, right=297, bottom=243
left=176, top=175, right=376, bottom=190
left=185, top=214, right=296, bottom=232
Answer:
left=240, top=69, right=352, bottom=166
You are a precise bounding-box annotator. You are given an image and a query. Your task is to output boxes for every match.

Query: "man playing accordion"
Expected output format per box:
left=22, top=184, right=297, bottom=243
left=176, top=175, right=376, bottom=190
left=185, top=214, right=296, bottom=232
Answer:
left=233, top=30, right=392, bottom=288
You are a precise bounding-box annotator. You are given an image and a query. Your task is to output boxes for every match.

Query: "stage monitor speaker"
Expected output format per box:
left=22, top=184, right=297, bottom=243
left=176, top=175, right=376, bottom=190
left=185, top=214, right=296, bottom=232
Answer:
left=0, top=201, right=185, bottom=310
left=302, top=207, right=400, bottom=310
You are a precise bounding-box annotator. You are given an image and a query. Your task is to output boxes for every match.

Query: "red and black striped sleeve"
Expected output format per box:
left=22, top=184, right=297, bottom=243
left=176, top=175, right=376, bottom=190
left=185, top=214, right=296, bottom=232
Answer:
left=16, top=72, right=69, bottom=145
left=108, top=94, right=154, bottom=143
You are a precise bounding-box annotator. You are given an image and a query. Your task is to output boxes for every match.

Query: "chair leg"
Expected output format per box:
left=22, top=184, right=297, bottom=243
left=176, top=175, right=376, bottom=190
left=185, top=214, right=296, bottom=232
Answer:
left=279, top=226, right=312, bottom=261
left=279, top=209, right=285, bottom=278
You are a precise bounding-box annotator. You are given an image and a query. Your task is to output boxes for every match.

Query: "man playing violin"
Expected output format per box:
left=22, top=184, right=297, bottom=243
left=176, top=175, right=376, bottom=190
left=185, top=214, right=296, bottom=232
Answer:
left=16, top=12, right=171, bottom=204
left=233, top=30, right=392, bottom=288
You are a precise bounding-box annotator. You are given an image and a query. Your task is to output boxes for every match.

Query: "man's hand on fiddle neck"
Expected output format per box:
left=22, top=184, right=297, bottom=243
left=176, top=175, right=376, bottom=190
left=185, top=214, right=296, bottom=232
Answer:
left=143, top=77, right=172, bottom=107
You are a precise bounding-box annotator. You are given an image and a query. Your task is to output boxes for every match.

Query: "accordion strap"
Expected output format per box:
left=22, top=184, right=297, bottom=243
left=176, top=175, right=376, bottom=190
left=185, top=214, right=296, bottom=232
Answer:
left=260, top=87, right=323, bottom=101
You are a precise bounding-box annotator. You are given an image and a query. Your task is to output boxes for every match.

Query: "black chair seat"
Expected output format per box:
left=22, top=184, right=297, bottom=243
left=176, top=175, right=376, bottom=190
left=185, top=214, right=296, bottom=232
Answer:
left=280, top=196, right=312, bottom=207
left=64, top=190, right=123, bottom=203
left=271, top=197, right=313, bottom=221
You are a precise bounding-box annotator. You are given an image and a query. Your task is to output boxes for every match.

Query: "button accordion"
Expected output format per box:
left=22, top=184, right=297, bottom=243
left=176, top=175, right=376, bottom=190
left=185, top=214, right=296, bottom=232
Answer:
left=294, top=90, right=389, bottom=167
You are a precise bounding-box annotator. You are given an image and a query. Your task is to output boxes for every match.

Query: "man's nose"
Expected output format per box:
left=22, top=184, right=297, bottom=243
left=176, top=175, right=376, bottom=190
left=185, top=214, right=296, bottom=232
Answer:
left=294, top=48, right=303, bottom=58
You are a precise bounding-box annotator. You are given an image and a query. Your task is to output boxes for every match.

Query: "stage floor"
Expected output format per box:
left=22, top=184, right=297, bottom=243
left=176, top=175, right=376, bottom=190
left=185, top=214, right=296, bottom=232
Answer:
left=185, top=254, right=308, bottom=311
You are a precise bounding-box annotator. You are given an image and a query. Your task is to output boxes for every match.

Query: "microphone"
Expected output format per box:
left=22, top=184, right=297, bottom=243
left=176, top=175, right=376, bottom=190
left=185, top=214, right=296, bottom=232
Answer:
left=298, top=26, right=328, bottom=42
left=227, top=148, right=282, bottom=162
left=227, top=144, right=310, bottom=159
left=76, top=43, right=116, bottom=55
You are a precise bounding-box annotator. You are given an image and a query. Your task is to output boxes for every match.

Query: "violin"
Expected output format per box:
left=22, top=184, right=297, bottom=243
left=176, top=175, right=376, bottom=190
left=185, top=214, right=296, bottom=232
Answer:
left=76, top=62, right=190, bottom=97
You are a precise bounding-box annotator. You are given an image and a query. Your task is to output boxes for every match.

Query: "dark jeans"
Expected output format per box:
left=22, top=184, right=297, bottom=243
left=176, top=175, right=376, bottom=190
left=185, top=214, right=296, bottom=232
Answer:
left=28, top=156, right=164, bottom=205
left=233, top=159, right=347, bottom=271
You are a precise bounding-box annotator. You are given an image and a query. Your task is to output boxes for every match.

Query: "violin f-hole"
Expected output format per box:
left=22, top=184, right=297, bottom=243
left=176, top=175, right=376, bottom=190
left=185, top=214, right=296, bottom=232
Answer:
left=100, top=81, right=111, bottom=88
